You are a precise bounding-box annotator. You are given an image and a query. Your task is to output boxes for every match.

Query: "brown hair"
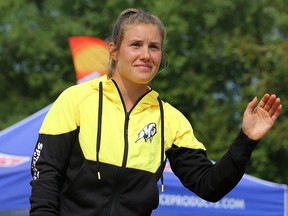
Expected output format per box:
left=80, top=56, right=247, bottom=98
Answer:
left=107, top=8, right=166, bottom=77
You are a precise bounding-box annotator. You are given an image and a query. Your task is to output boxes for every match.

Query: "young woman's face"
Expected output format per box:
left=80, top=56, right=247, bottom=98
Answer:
left=110, top=23, right=162, bottom=85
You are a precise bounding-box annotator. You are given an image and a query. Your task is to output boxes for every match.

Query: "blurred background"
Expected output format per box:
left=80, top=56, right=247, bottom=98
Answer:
left=0, top=0, right=288, bottom=214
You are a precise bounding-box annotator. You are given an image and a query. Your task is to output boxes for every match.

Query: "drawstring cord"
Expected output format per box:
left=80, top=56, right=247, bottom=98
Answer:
left=96, top=82, right=103, bottom=180
left=96, top=84, right=165, bottom=188
left=157, top=97, right=165, bottom=192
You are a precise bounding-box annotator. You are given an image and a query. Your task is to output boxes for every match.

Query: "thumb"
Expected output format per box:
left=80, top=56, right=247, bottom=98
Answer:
left=245, top=96, right=258, bottom=114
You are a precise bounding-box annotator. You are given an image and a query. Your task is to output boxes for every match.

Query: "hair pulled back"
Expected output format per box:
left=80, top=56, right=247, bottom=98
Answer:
left=107, top=8, right=166, bottom=77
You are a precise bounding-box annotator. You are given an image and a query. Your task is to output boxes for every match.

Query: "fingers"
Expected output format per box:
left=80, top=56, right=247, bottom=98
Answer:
left=269, top=97, right=281, bottom=116
left=271, top=101, right=282, bottom=121
left=258, top=93, right=282, bottom=119
left=258, top=94, right=276, bottom=110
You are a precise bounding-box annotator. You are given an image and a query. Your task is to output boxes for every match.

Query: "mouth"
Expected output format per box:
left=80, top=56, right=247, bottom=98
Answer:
left=135, top=64, right=153, bottom=71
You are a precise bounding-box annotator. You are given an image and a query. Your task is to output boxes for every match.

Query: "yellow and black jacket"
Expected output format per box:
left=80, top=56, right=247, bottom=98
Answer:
left=30, top=75, right=258, bottom=216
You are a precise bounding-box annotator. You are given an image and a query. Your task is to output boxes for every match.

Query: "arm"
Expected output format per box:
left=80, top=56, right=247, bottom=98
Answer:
left=30, top=131, right=78, bottom=215
left=30, top=87, right=80, bottom=215
left=167, top=129, right=258, bottom=202
left=167, top=94, right=282, bottom=202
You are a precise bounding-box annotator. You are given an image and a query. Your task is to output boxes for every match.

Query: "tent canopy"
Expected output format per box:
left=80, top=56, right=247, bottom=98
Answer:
left=0, top=105, right=51, bottom=210
left=152, top=163, right=287, bottom=216
left=0, top=104, right=287, bottom=216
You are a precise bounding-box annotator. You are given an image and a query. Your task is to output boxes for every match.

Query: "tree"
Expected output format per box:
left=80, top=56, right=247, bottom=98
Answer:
left=0, top=0, right=287, bottom=183
left=149, top=0, right=288, bottom=183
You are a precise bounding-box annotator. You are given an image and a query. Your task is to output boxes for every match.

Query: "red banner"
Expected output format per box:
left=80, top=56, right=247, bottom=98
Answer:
left=68, top=36, right=109, bottom=83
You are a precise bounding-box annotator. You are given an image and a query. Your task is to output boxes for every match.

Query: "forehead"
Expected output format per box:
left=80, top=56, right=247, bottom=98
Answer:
left=123, top=23, right=162, bottom=43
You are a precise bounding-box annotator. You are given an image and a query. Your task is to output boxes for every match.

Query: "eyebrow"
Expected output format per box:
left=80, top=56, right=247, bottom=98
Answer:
left=128, top=39, right=161, bottom=46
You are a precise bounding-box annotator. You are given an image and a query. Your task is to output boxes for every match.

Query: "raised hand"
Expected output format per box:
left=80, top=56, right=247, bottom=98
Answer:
left=242, top=94, right=282, bottom=140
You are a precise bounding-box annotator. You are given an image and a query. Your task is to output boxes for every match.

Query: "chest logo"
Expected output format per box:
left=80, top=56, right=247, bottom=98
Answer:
left=135, top=123, right=157, bottom=143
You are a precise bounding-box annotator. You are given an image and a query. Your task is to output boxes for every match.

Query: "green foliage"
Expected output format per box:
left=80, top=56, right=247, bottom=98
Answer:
left=0, top=0, right=287, bottom=183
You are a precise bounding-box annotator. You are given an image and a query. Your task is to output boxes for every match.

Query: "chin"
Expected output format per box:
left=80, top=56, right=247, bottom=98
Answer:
left=138, top=77, right=153, bottom=85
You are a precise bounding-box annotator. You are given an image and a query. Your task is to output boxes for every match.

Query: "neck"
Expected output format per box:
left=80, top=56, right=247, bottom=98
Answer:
left=112, top=75, right=149, bottom=112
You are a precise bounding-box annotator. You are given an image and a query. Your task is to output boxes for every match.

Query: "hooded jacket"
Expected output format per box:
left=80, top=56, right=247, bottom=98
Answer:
left=30, top=75, right=258, bottom=216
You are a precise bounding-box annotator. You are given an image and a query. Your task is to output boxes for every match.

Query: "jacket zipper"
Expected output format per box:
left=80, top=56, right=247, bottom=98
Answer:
left=109, top=112, right=130, bottom=216
left=108, top=80, right=131, bottom=216
left=109, top=80, right=151, bottom=215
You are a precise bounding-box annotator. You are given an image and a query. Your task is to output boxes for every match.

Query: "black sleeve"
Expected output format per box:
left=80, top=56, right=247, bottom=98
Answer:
left=29, top=129, right=78, bottom=216
left=166, top=129, right=258, bottom=202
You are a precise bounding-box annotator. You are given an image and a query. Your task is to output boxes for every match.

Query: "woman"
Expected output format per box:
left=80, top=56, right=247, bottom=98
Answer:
left=30, top=8, right=282, bottom=216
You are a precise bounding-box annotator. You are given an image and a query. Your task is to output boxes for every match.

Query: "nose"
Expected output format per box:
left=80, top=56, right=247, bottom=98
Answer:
left=140, top=46, right=150, bottom=61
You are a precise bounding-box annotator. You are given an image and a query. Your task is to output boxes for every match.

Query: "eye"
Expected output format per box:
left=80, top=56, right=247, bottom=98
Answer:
left=131, top=42, right=141, bottom=47
left=150, top=43, right=161, bottom=50
left=150, top=44, right=160, bottom=50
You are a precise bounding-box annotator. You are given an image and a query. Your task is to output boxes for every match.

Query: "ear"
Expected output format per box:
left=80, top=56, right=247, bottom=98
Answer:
left=109, top=42, right=118, bottom=61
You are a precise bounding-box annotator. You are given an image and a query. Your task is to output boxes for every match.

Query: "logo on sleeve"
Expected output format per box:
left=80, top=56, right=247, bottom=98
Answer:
left=135, top=123, right=157, bottom=143
left=31, top=142, right=43, bottom=180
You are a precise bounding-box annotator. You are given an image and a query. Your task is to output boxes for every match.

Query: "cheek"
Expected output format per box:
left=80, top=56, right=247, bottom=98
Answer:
left=152, top=53, right=162, bottom=66
left=119, top=49, right=138, bottom=63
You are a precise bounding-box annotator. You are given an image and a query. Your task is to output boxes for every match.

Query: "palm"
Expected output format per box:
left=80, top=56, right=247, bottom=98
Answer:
left=242, top=94, right=282, bottom=140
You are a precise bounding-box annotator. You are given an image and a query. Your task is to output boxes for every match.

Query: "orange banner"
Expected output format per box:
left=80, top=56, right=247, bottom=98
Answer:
left=68, top=36, right=109, bottom=83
